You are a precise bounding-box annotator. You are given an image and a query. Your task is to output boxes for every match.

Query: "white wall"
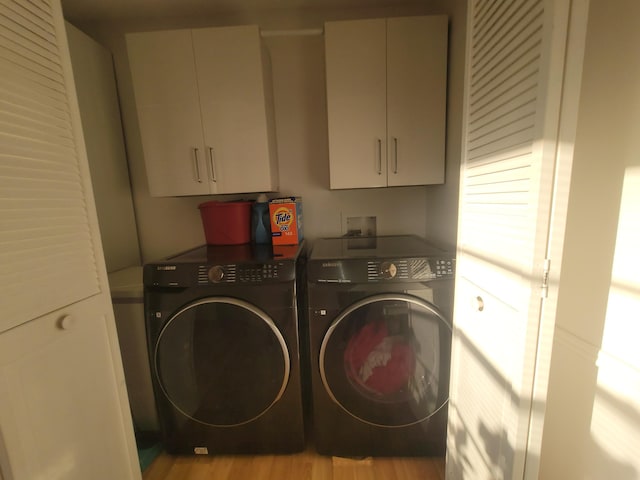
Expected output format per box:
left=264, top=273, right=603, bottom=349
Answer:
left=66, top=22, right=141, bottom=272
left=539, top=1, right=640, bottom=477
left=69, top=5, right=462, bottom=263
left=425, top=0, right=466, bottom=252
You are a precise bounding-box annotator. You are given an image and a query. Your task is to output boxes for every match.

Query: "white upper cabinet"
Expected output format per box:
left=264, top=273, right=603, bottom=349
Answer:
left=126, top=25, right=278, bottom=197
left=325, top=16, right=448, bottom=189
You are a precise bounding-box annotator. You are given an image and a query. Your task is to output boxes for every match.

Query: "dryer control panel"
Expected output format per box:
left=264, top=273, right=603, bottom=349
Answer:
left=368, top=257, right=454, bottom=281
left=307, top=256, right=455, bottom=284
left=307, top=235, right=455, bottom=284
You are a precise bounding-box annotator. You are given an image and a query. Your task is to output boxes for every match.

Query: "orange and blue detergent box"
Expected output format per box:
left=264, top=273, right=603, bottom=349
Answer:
left=269, top=197, right=303, bottom=245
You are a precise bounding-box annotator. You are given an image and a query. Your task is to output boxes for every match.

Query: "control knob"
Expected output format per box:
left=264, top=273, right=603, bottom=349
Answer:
left=208, top=265, right=225, bottom=283
left=379, top=261, right=398, bottom=279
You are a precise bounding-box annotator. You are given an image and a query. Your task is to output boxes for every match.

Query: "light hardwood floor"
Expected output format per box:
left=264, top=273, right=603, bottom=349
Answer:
left=142, top=446, right=445, bottom=480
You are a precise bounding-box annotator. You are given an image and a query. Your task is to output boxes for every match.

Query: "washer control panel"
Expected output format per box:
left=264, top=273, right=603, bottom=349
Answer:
left=199, top=262, right=291, bottom=285
left=145, top=261, right=296, bottom=287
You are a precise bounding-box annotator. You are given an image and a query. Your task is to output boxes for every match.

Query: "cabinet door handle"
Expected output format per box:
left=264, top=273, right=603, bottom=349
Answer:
left=377, top=138, right=382, bottom=175
left=208, top=147, right=217, bottom=182
left=393, top=137, right=398, bottom=174
left=193, top=148, right=203, bottom=183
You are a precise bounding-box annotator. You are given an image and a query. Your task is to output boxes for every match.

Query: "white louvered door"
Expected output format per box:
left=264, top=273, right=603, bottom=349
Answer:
left=447, top=0, right=572, bottom=478
left=0, top=1, right=140, bottom=479
left=0, top=0, right=101, bottom=332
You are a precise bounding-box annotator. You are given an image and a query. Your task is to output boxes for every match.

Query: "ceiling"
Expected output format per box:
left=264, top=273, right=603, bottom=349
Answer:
left=60, top=0, right=426, bottom=23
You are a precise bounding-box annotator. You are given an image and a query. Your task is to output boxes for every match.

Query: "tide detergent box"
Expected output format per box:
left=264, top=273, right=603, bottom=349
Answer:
left=269, top=197, right=303, bottom=245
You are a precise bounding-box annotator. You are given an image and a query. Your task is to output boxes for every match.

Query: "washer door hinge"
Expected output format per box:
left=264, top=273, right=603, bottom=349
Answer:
left=541, top=258, right=551, bottom=298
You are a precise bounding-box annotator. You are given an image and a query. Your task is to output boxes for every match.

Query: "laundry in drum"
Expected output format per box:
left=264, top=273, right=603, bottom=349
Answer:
left=344, top=320, right=416, bottom=396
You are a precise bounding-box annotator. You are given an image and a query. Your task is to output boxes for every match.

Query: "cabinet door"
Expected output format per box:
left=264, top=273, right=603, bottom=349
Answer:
left=126, top=30, right=209, bottom=196
left=193, top=25, right=278, bottom=194
left=325, top=19, right=387, bottom=189
left=0, top=296, right=138, bottom=480
left=387, top=16, right=447, bottom=187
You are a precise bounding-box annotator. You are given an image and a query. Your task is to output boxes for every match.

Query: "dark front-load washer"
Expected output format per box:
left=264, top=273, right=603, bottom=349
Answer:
left=307, top=235, right=454, bottom=457
left=144, top=243, right=306, bottom=455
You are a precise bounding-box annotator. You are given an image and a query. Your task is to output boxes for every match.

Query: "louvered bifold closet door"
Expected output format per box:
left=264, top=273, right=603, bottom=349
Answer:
left=462, top=0, right=549, bottom=270
left=448, top=0, right=570, bottom=478
left=0, top=0, right=100, bottom=332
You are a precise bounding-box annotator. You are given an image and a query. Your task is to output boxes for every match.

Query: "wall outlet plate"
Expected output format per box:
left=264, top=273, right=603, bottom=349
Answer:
left=342, top=215, right=377, bottom=237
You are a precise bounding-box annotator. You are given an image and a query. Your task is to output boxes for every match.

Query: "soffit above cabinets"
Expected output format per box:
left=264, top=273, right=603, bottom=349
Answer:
left=61, top=0, right=438, bottom=22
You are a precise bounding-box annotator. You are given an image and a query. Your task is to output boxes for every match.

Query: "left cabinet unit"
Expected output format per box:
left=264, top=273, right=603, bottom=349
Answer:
left=126, top=25, right=279, bottom=197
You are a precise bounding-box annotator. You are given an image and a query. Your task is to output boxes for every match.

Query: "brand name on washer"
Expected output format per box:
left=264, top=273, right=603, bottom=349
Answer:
left=321, top=262, right=340, bottom=268
left=157, top=265, right=177, bottom=271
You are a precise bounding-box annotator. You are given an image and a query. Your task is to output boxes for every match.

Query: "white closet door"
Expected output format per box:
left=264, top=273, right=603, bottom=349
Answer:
left=0, top=1, right=140, bottom=479
left=0, top=0, right=102, bottom=332
left=0, top=295, right=137, bottom=480
left=448, top=0, right=572, bottom=478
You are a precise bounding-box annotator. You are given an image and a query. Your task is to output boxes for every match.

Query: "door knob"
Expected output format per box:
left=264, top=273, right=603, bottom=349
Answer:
left=474, top=296, right=485, bottom=312
left=57, top=314, right=75, bottom=330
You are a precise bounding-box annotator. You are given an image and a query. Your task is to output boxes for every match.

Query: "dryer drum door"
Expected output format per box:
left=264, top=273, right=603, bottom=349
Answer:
left=320, top=293, right=451, bottom=428
left=154, top=297, right=290, bottom=427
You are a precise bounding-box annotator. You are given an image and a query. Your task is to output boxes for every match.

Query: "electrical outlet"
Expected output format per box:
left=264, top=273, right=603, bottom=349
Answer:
left=343, top=216, right=377, bottom=237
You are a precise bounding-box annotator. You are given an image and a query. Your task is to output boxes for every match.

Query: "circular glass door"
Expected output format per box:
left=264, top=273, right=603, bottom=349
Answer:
left=320, top=293, right=451, bottom=427
left=154, top=297, right=289, bottom=427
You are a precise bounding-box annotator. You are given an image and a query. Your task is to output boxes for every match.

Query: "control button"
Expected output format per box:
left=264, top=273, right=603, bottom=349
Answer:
left=379, top=261, right=398, bottom=279
left=208, top=265, right=225, bottom=283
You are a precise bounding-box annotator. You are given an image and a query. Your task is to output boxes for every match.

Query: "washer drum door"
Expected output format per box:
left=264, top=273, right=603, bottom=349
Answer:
left=154, top=297, right=290, bottom=427
left=320, top=293, right=452, bottom=427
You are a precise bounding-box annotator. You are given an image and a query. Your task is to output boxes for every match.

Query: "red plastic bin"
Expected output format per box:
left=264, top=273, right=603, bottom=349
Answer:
left=198, top=201, right=251, bottom=245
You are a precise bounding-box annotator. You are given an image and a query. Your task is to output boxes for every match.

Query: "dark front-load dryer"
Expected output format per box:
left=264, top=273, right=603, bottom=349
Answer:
left=307, top=235, right=455, bottom=457
left=144, top=243, right=306, bottom=455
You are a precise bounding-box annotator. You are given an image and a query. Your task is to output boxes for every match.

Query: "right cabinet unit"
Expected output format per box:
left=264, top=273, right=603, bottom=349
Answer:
left=325, top=16, right=448, bottom=189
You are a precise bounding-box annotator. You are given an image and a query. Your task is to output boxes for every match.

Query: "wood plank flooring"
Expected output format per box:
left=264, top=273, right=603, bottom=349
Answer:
left=142, top=446, right=445, bottom=480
